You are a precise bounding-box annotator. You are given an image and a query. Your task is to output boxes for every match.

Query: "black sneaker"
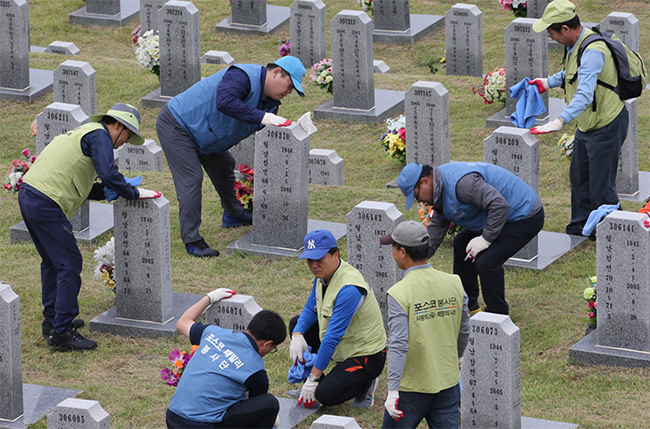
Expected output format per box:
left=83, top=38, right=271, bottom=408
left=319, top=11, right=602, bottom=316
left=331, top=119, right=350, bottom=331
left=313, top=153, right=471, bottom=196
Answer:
left=47, top=326, right=97, bottom=352
left=185, top=239, right=220, bottom=258
left=42, top=319, right=85, bottom=340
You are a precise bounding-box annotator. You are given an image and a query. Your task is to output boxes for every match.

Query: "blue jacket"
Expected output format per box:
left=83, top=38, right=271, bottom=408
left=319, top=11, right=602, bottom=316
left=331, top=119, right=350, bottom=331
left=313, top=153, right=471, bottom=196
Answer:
left=438, top=162, right=537, bottom=232
left=168, top=64, right=270, bottom=155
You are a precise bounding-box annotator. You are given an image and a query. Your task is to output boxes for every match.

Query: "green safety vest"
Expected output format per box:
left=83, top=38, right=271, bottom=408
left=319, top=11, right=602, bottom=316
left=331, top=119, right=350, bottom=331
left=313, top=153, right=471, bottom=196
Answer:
left=23, top=123, right=104, bottom=219
left=387, top=266, right=464, bottom=393
left=316, top=261, right=386, bottom=364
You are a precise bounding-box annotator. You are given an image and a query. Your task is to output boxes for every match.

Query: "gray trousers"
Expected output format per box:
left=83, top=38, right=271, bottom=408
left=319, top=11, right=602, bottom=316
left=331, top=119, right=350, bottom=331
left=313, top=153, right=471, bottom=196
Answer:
left=156, top=104, right=243, bottom=244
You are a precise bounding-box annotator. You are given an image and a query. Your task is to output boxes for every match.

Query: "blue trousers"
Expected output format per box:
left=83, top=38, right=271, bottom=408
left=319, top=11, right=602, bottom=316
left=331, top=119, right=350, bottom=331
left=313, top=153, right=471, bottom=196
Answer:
left=18, top=185, right=82, bottom=334
left=382, top=384, right=460, bottom=429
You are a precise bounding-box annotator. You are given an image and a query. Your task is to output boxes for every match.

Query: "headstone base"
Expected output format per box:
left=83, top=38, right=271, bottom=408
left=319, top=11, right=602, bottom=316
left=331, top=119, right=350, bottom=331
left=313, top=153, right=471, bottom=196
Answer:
left=0, top=69, right=53, bottom=103
left=618, top=171, right=650, bottom=203
left=373, top=14, right=444, bottom=44
left=89, top=292, right=203, bottom=338
left=10, top=202, right=113, bottom=244
left=69, top=0, right=140, bottom=26
left=276, top=398, right=319, bottom=429
left=504, top=231, right=587, bottom=271
left=226, top=220, right=346, bottom=258
left=0, top=384, right=80, bottom=429
left=374, top=60, right=390, bottom=74
left=521, top=416, right=578, bottom=429
left=569, top=329, right=650, bottom=368
left=141, top=87, right=173, bottom=108
left=485, top=97, right=565, bottom=128
left=29, top=46, right=46, bottom=53
left=314, top=89, right=405, bottom=124
left=215, top=5, right=290, bottom=35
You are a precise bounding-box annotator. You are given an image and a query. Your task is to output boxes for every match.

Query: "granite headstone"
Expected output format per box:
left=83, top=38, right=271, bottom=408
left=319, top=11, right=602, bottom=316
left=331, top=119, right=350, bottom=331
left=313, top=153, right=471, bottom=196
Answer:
left=229, top=133, right=256, bottom=169
left=308, top=149, right=344, bottom=186
left=204, top=294, right=262, bottom=332
left=46, top=398, right=109, bottom=429
left=600, top=12, right=638, bottom=51
left=373, top=60, right=390, bottom=74
left=139, top=0, right=167, bottom=34
left=526, top=0, right=550, bottom=19
left=405, top=81, right=450, bottom=166
left=445, top=4, right=482, bottom=77
left=0, top=283, right=22, bottom=422
left=346, top=202, right=403, bottom=318
left=69, top=0, right=140, bottom=26
left=617, top=99, right=638, bottom=197
left=372, top=0, right=444, bottom=44
left=53, top=60, right=97, bottom=117
left=117, top=140, right=164, bottom=172
left=215, top=0, right=289, bottom=34
left=36, top=103, right=90, bottom=155
left=310, top=415, right=362, bottom=429
left=44, top=42, right=80, bottom=56
left=200, top=50, right=235, bottom=65
left=290, top=0, right=327, bottom=70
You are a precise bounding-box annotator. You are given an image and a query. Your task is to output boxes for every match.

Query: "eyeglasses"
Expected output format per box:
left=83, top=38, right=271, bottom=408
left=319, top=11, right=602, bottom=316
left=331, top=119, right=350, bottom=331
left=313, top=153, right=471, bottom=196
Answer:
left=271, top=345, right=278, bottom=353
left=414, top=181, right=421, bottom=202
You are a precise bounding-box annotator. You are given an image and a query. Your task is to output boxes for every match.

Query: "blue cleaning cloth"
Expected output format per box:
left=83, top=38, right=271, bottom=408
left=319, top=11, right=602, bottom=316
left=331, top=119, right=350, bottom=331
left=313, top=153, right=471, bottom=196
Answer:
left=582, top=203, right=621, bottom=236
left=509, top=78, right=547, bottom=129
left=104, top=175, right=142, bottom=202
left=287, top=348, right=317, bottom=384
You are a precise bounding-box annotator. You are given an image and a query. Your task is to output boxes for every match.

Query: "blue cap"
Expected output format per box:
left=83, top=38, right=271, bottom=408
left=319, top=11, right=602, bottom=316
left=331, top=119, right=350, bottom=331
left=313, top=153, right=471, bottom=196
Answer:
left=298, top=230, right=337, bottom=260
left=397, top=163, right=423, bottom=210
left=273, top=56, right=305, bottom=97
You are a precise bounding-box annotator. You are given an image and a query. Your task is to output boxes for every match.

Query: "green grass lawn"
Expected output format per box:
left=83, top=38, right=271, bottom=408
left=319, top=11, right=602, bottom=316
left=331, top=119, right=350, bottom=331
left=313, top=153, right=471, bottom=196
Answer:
left=1, top=0, right=650, bottom=427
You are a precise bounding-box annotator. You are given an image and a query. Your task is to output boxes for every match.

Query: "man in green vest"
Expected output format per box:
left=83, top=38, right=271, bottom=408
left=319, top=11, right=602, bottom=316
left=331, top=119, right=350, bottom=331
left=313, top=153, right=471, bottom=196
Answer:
left=380, top=221, right=470, bottom=428
left=289, top=230, right=386, bottom=408
left=19, top=103, right=161, bottom=352
left=528, top=0, right=628, bottom=237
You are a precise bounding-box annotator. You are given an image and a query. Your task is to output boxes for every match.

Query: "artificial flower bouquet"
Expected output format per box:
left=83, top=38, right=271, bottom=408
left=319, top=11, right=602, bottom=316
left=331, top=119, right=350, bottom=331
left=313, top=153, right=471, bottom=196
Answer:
left=583, top=276, right=597, bottom=328
left=418, top=203, right=462, bottom=237
left=381, top=115, right=406, bottom=164
left=498, top=0, right=527, bottom=17
left=234, top=164, right=254, bottom=212
left=557, top=133, right=574, bottom=161
left=94, top=237, right=116, bottom=293
left=357, top=0, right=373, bottom=15
left=161, top=346, right=199, bottom=387
left=4, top=149, right=36, bottom=195
left=278, top=38, right=291, bottom=57
left=310, top=59, right=333, bottom=94
left=473, top=67, right=506, bottom=104
left=134, top=29, right=160, bottom=77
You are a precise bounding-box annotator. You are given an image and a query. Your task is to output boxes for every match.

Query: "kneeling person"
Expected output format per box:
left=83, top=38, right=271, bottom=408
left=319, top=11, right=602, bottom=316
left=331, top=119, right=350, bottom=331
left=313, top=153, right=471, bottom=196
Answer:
left=166, top=288, right=286, bottom=428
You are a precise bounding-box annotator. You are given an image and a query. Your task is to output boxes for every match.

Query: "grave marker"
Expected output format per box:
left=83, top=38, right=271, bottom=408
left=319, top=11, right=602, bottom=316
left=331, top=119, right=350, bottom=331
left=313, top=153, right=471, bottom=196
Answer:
left=47, top=398, right=109, bottom=429
left=445, top=4, right=482, bottom=77
left=314, top=10, right=404, bottom=124
left=290, top=0, right=327, bottom=69
left=600, top=12, right=638, bottom=51
left=0, top=0, right=53, bottom=102
left=139, top=0, right=167, bottom=34
left=373, top=60, right=390, bottom=74
left=308, top=149, right=344, bottom=186
left=346, top=202, right=403, bottom=318
left=372, top=0, right=444, bottom=44
left=36, top=103, right=90, bottom=154
left=0, top=283, right=22, bottom=422
left=405, top=81, right=450, bottom=166
left=215, top=0, right=289, bottom=35
left=118, top=140, right=164, bottom=172
left=204, top=295, right=262, bottom=332
left=526, top=0, right=550, bottom=19
left=310, top=415, right=362, bottom=429
left=142, top=1, right=201, bottom=107
left=230, top=133, right=256, bottom=169
left=53, top=60, right=97, bottom=117
left=44, top=41, right=80, bottom=56
left=69, top=0, right=140, bottom=26
left=200, top=50, right=235, bottom=65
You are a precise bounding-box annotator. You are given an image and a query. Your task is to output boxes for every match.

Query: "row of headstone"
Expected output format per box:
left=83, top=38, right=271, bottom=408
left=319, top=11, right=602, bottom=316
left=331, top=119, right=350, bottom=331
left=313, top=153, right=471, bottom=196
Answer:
left=31, top=41, right=81, bottom=56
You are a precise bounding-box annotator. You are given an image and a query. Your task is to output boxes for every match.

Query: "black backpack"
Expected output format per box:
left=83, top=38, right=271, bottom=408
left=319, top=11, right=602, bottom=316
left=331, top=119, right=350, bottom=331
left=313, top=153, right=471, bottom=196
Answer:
left=565, top=27, right=647, bottom=111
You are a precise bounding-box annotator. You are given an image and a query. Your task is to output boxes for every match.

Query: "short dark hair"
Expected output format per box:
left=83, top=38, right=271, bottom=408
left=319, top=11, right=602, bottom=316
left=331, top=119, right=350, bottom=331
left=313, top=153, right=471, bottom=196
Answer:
left=394, top=243, right=429, bottom=262
left=549, top=15, right=580, bottom=32
left=328, top=247, right=339, bottom=256
left=267, top=63, right=290, bottom=78
left=101, top=116, right=118, bottom=125
left=419, top=165, right=433, bottom=182
left=247, top=310, right=287, bottom=346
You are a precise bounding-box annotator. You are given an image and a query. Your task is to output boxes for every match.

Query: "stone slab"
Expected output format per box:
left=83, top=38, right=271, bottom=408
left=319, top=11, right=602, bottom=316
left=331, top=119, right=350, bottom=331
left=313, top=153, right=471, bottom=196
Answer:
left=89, top=292, right=203, bottom=338
left=0, top=69, right=53, bottom=103
left=10, top=202, right=113, bottom=244
left=69, top=0, right=140, bottom=26
left=619, top=171, right=650, bottom=203
left=30, top=46, right=46, bottom=53
left=117, top=139, right=164, bottom=172
left=0, top=384, right=80, bottom=429
left=276, top=397, right=319, bottom=429
left=44, top=42, right=80, bottom=56
left=569, top=329, right=650, bottom=368
left=485, top=97, right=565, bottom=128
left=373, top=60, right=390, bottom=73
left=47, top=398, right=109, bottom=428
left=215, top=5, right=289, bottom=35
left=504, top=231, right=587, bottom=271
left=201, top=50, right=234, bottom=65
left=310, top=414, right=361, bottom=428
left=313, top=89, right=404, bottom=124
left=521, top=417, right=579, bottom=429
left=373, top=14, right=444, bottom=44
left=226, top=219, right=346, bottom=258
left=141, top=87, right=173, bottom=108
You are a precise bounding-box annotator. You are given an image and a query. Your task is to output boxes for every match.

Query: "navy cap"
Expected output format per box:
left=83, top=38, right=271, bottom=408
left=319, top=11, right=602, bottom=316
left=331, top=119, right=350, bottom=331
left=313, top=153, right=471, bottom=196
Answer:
left=298, top=230, right=337, bottom=260
left=397, top=163, right=423, bottom=210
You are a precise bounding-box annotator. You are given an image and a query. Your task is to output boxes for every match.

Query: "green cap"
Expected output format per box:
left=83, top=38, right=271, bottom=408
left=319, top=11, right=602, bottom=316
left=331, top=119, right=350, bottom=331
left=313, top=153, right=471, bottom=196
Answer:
left=91, top=103, right=145, bottom=145
left=532, top=0, right=577, bottom=33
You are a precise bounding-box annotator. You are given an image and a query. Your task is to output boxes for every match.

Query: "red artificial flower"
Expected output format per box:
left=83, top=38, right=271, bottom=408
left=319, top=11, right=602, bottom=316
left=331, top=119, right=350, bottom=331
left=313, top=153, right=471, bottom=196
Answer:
left=3, top=183, right=12, bottom=190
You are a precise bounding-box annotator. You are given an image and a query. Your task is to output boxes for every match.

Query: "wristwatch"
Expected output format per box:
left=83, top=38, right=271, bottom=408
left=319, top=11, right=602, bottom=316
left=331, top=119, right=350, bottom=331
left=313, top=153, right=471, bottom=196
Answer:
left=308, top=374, right=321, bottom=383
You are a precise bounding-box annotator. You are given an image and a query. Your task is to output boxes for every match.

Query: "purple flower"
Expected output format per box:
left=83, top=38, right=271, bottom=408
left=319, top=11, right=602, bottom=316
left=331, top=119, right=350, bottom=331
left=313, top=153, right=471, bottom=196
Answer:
left=168, top=348, right=180, bottom=363
left=160, top=368, right=178, bottom=386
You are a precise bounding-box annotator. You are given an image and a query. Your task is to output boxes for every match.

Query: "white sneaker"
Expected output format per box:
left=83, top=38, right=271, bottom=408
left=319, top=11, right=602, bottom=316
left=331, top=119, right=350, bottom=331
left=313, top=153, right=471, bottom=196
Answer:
left=351, top=378, right=378, bottom=408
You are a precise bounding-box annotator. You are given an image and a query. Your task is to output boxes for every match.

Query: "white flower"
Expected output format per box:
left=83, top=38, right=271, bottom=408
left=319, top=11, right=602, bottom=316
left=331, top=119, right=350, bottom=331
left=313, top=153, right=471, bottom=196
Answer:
left=385, top=115, right=406, bottom=132
left=93, top=237, right=115, bottom=279
left=134, top=30, right=160, bottom=72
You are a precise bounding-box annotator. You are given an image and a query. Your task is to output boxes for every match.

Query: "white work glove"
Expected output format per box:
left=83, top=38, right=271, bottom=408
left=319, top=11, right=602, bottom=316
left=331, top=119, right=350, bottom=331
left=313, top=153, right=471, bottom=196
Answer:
left=274, top=414, right=280, bottom=429
left=261, top=112, right=291, bottom=127
left=466, top=236, right=491, bottom=259
left=384, top=390, right=403, bottom=421
left=137, top=188, right=162, bottom=199
left=290, top=333, right=309, bottom=365
left=297, top=378, right=318, bottom=408
left=528, top=78, right=549, bottom=94
left=206, top=288, right=236, bottom=305
left=530, top=118, right=564, bottom=135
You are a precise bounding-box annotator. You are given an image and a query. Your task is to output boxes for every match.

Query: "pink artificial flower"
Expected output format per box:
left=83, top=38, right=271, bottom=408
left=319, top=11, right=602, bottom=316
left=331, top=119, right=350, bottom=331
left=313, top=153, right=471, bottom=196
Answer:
left=30, top=156, right=36, bottom=163
left=589, top=312, right=596, bottom=319
left=22, top=148, right=31, bottom=158
left=21, top=161, right=29, bottom=172
left=588, top=301, right=595, bottom=308
left=16, top=177, right=23, bottom=185
left=12, top=159, right=20, bottom=167
left=397, top=128, right=406, bottom=141
left=168, top=349, right=181, bottom=363
left=131, top=25, right=141, bottom=46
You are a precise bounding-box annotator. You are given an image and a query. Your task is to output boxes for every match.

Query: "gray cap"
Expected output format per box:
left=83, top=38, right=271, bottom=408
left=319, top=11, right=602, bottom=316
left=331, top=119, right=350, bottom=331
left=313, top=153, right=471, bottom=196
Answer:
left=379, top=220, right=429, bottom=247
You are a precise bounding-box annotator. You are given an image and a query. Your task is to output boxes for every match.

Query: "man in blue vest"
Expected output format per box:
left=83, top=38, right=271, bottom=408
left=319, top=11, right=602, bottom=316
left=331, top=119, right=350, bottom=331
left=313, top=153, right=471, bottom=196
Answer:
left=156, top=56, right=306, bottom=258
left=527, top=0, right=627, bottom=237
left=166, top=288, right=286, bottom=429
left=397, top=162, right=544, bottom=315
left=19, top=103, right=161, bottom=351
